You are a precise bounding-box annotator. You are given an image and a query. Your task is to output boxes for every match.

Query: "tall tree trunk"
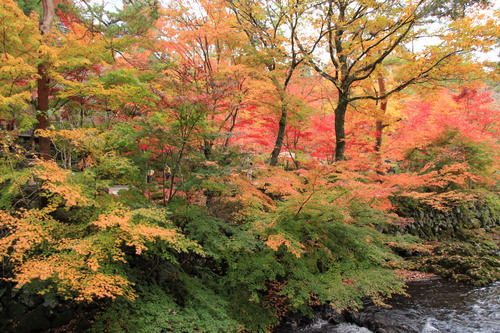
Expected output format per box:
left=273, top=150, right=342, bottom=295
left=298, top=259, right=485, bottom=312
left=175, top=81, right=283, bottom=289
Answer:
left=223, top=107, right=239, bottom=148
left=375, top=74, right=387, bottom=152
left=203, top=139, right=213, bottom=160
left=334, top=94, right=349, bottom=161
left=374, top=119, right=384, bottom=152
left=36, top=64, right=51, bottom=159
left=36, top=0, right=54, bottom=159
left=269, top=104, right=288, bottom=166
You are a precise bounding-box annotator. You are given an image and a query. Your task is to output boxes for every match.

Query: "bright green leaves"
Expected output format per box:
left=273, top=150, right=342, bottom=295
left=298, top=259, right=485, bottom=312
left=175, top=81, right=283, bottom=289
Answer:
left=170, top=168, right=405, bottom=329
left=255, top=187, right=405, bottom=312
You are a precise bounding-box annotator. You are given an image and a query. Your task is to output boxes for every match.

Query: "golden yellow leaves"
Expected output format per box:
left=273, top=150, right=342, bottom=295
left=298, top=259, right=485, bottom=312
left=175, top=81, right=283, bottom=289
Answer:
left=0, top=1, right=39, bottom=45
left=1, top=205, right=202, bottom=302
left=0, top=143, right=203, bottom=302
left=0, top=210, right=50, bottom=263
left=0, top=1, right=40, bottom=115
left=13, top=256, right=136, bottom=302
left=253, top=166, right=304, bottom=198
left=127, top=225, right=178, bottom=254
left=444, top=11, right=500, bottom=52
left=32, top=160, right=88, bottom=207
left=385, top=160, right=482, bottom=211
left=94, top=208, right=201, bottom=255
left=94, top=212, right=131, bottom=229
left=265, top=234, right=304, bottom=258
left=75, top=274, right=135, bottom=301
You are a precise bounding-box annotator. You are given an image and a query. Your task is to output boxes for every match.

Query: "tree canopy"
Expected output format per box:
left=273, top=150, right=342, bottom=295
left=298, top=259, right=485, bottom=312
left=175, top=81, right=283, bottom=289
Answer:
left=0, top=0, right=499, bottom=331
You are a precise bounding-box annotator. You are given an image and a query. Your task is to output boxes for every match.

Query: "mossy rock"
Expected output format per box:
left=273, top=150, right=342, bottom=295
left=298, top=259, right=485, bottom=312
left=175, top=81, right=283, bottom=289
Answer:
left=413, top=229, right=500, bottom=286
left=11, top=306, right=52, bottom=333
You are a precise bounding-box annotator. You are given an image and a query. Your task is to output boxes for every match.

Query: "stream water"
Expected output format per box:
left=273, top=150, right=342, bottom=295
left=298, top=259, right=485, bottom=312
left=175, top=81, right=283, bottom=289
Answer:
left=287, top=279, right=499, bottom=333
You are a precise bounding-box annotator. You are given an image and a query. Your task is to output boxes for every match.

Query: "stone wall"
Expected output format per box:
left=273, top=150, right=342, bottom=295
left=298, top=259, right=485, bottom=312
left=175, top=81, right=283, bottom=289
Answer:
left=392, top=198, right=499, bottom=240
left=0, top=283, right=96, bottom=333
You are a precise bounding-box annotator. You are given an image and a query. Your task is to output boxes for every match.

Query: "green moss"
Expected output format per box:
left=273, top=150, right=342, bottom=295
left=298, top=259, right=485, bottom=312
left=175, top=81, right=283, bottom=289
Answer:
left=414, top=228, right=500, bottom=286
left=90, top=282, right=244, bottom=333
left=484, top=193, right=500, bottom=220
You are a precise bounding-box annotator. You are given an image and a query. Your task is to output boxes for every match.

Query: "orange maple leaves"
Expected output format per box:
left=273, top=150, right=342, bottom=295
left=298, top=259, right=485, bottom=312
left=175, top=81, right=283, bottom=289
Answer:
left=0, top=206, right=202, bottom=301
left=32, top=160, right=88, bottom=207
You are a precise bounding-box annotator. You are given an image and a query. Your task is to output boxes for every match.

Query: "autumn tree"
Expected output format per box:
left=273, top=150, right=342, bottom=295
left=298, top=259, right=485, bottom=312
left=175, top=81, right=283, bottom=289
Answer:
left=378, top=86, right=500, bottom=210
left=229, top=0, right=307, bottom=165
left=150, top=0, right=259, bottom=161
left=0, top=0, right=39, bottom=127
left=294, top=0, right=499, bottom=161
left=34, top=0, right=55, bottom=159
left=2, top=0, right=500, bottom=331
left=0, top=146, right=201, bottom=302
left=3, top=0, right=160, bottom=159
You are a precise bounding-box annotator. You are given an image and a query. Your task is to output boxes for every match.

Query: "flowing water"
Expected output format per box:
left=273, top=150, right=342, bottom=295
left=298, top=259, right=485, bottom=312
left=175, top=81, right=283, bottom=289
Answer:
left=287, top=279, right=499, bottom=333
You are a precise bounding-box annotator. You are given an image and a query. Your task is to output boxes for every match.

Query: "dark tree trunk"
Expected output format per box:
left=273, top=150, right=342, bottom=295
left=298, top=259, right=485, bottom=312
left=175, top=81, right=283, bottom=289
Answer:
left=36, top=64, right=51, bottom=159
left=375, top=74, right=387, bottom=152
left=203, top=139, right=213, bottom=160
left=223, top=107, right=239, bottom=148
left=269, top=105, right=288, bottom=166
left=36, top=0, right=55, bottom=160
left=375, top=119, right=384, bottom=152
left=334, top=95, right=349, bottom=161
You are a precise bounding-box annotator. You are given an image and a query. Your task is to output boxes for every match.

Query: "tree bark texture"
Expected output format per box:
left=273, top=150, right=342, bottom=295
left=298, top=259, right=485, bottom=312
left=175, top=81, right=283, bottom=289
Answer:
left=36, top=0, right=55, bottom=159
left=269, top=105, right=288, bottom=166
left=375, top=74, right=387, bottom=152
left=334, top=95, right=349, bottom=161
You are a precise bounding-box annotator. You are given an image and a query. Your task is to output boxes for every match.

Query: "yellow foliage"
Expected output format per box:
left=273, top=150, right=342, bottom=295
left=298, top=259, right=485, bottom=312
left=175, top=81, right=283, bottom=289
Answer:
left=0, top=210, right=50, bottom=263
left=1, top=205, right=201, bottom=302
left=32, top=160, right=88, bottom=207
left=76, top=273, right=135, bottom=301
left=203, top=174, right=275, bottom=223
left=252, top=166, right=304, bottom=198
left=37, top=128, right=104, bottom=149
left=265, top=234, right=305, bottom=258
left=94, top=208, right=201, bottom=255
left=14, top=256, right=136, bottom=301
left=0, top=0, right=40, bottom=115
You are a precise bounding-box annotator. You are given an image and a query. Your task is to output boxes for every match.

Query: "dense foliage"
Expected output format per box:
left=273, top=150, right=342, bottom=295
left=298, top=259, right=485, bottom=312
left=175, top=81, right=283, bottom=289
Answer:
left=0, top=0, right=499, bottom=331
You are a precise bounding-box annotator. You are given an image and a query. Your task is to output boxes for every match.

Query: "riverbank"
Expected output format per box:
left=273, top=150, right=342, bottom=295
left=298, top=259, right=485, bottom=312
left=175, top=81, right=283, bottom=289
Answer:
left=277, top=278, right=500, bottom=333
